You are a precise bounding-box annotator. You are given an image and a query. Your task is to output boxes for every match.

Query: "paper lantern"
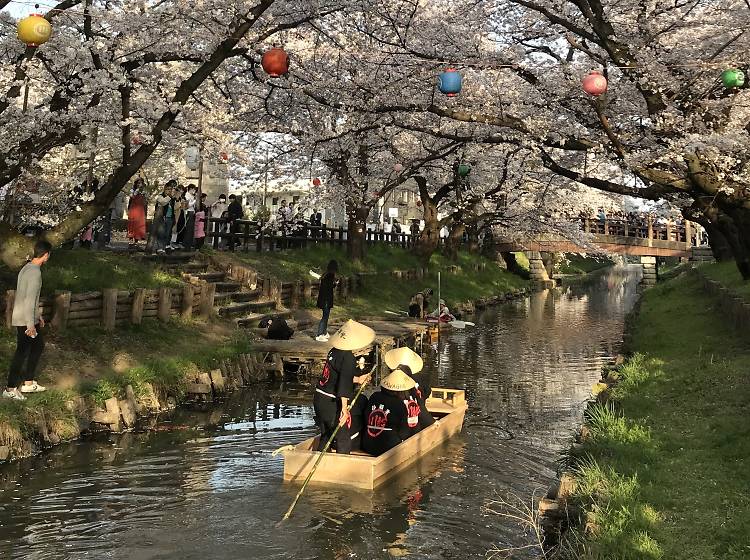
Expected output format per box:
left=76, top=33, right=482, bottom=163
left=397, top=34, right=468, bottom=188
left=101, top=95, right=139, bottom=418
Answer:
left=219, top=151, right=229, bottom=163
left=438, top=68, right=462, bottom=96
left=416, top=200, right=422, bottom=207
left=312, top=178, right=321, bottom=186
left=458, top=163, right=471, bottom=177
left=721, top=69, right=745, bottom=88
left=17, top=14, right=51, bottom=47
left=185, top=146, right=200, bottom=170
left=582, top=71, right=607, bottom=96
left=393, top=163, right=404, bottom=173
left=132, top=134, right=143, bottom=146
left=262, top=48, right=289, bottom=78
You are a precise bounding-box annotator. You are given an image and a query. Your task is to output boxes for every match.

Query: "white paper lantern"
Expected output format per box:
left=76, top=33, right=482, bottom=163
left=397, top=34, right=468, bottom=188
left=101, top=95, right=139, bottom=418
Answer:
left=185, top=146, right=200, bottom=171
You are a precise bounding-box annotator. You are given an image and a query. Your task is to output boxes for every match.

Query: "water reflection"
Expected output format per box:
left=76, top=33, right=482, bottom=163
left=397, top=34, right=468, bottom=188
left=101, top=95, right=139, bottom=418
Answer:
left=0, top=265, right=641, bottom=559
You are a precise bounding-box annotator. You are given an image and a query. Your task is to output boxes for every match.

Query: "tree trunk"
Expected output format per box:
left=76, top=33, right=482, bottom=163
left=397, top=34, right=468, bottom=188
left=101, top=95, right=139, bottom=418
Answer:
left=413, top=177, right=439, bottom=260
left=346, top=205, right=369, bottom=261
left=445, top=221, right=465, bottom=261
left=0, top=223, right=35, bottom=270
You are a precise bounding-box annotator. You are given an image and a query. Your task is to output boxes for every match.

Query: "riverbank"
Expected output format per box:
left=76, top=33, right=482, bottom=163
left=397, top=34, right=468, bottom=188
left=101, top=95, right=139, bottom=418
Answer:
left=559, top=272, right=750, bottom=558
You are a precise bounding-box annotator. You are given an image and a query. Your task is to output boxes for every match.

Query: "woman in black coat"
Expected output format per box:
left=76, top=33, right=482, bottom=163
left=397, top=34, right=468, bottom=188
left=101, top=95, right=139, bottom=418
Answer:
left=315, top=260, right=338, bottom=341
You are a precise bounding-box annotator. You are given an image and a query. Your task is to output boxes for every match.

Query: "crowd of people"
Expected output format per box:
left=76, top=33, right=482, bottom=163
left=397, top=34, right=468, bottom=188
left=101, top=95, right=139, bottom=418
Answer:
left=578, top=208, right=705, bottom=243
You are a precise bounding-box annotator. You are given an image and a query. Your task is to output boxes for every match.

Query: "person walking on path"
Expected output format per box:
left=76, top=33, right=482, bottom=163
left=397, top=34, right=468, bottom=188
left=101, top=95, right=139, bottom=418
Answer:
left=4, top=241, right=51, bottom=400
left=127, top=179, right=148, bottom=249
left=315, top=259, right=339, bottom=342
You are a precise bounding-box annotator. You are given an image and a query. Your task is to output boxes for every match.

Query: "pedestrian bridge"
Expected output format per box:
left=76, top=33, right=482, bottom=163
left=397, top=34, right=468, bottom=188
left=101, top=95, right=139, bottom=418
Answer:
left=496, top=218, right=698, bottom=258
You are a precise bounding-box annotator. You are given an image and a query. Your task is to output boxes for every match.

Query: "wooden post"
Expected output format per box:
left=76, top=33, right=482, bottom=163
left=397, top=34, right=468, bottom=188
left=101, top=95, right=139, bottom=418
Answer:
left=3, top=290, right=14, bottom=329
left=131, top=288, right=146, bottom=325
left=647, top=215, right=654, bottom=240
left=302, top=278, right=312, bottom=302
left=157, top=287, right=171, bottom=322
left=199, top=281, right=215, bottom=319
left=270, top=279, right=282, bottom=308
left=51, top=290, right=71, bottom=330
left=341, top=276, right=350, bottom=300
left=181, top=284, right=194, bottom=320
left=102, top=288, right=118, bottom=331
left=290, top=280, right=302, bottom=308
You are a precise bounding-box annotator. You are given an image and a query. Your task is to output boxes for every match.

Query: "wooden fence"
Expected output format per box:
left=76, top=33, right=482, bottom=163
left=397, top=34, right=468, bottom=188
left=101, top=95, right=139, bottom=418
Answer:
left=3, top=279, right=216, bottom=331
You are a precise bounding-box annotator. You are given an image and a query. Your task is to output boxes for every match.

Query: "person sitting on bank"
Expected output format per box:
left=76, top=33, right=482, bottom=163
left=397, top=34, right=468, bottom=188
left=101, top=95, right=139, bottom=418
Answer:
left=362, top=370, right=419, bottom=456
left=4, top=241, right=51, bottom=400
left=428, top=299, right=456, bottom=323
left=313, top=320, right=375, bottom=454
left=258, top=315, right=294, bottom=340
left=384, top=346, right=435, bottom=430
left=408, top=288, right=433, bottom=319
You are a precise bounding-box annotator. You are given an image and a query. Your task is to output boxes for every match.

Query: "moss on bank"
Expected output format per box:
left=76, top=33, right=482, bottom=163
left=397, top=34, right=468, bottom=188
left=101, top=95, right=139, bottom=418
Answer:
left=562, top=273, right=750, bottom=559
left=0, top=249, right=183, bottom=295
left=699, top=260, right=750, bottom=301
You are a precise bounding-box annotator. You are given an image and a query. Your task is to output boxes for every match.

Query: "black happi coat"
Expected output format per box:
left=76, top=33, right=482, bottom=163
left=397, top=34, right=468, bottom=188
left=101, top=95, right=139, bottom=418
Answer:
left=348, top=393, right=369, bottom=451
left=410, top=372, right=435, bottom=428
left=362, top=390, right=411, bottom=456
left=316, top=271, right=336, bottom=309
left=313, top=348, right=358, bottom=453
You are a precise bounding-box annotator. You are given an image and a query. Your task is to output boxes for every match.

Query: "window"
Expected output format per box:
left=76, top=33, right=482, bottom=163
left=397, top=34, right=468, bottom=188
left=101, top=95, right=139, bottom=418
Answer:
left=272, top=197, right=279, bottom=206
left=293, top=195, right=300, bottom=203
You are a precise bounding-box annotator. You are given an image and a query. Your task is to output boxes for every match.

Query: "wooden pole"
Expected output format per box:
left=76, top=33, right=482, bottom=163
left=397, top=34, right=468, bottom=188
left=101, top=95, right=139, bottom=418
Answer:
left=199, top=281, right=215, bottom=319
left=4, top=290, right=15, bottom=329
left=157, top=287, right=171, bottom=322
left=51, top=290, right=71, bottom=330
left=437, top=271, right=441, bottom=375
left=131, top=288, right=146, bottom=325
left=181, top=284, right=194, bottom=319
left=102, top=288, right=118, bottom=331
left=281, top=370, right=373, bottom=522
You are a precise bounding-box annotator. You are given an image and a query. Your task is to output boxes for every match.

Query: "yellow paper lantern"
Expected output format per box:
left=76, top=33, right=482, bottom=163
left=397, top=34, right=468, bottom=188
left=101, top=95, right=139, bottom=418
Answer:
left=17, top=14, right=52, bottom=47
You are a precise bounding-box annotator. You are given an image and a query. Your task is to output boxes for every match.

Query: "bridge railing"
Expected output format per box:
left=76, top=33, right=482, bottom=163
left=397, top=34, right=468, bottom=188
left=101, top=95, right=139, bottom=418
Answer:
left=582, top=217, right=697, bottom=246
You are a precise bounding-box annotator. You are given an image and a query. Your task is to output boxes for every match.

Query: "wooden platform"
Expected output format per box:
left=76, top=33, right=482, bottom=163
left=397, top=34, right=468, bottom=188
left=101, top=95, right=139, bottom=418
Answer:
left=282, top=389, right=467, bottom=490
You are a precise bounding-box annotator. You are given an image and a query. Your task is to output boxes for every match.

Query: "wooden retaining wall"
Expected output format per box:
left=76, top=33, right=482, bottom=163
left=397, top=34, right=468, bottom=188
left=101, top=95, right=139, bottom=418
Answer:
left=2, top=278, right=215, bottom=331
left=690, top=267, right=750, bottom=329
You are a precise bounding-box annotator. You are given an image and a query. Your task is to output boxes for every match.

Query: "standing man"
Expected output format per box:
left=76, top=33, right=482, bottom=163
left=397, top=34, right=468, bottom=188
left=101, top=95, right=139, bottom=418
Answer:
left=4, top=241, right=51, bottom=400
left=226, top=194, right=244, bottom=251
left=210, top=193, right=228, bottom=249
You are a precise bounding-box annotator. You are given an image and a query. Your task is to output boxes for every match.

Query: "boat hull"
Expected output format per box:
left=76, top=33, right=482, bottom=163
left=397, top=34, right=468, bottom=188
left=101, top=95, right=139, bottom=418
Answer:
left=283, top=389, right=467, bottom=490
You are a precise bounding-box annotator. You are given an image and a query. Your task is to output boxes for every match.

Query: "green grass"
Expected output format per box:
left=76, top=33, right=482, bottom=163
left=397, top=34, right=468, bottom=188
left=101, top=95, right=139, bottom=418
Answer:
left=0, top=249, right=183, bottom=295
left=699, top=260, right=750, bottom=301
left=563, top=273, right=750, bottom=559
left=230, top=245, right=528, bottom=317
left=558, top=254, right=614, bottom=275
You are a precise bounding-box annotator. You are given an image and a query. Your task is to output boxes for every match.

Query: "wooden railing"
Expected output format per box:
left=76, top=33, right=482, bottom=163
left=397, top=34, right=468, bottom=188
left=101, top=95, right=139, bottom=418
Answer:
left=580, top=217, right=697, bottom=246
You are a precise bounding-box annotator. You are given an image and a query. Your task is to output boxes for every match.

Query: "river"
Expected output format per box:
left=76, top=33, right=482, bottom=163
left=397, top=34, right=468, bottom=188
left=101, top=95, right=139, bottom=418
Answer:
left=0, top=265, right=641, bottom=559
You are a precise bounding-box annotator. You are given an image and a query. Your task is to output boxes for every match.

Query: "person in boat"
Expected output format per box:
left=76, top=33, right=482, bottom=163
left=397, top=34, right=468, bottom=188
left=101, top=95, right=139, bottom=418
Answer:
left=427, top=299, right=456, bottom=323
left=362, top=369, right=420, bottom=456
left=348, top=390, right=369, bottom=452
left=313, top=319, right=375, bottom=454
left=408, top=288, right=433, bottom=319
left=384, top=346, right=435, bottom=429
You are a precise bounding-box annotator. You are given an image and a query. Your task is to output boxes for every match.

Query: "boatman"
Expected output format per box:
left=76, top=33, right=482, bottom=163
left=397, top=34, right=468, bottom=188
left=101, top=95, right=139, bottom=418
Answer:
left=428, top=299, right=456, bottom=323
left=362, top=369, right=417, bottom=456
left=313, top=319, right=375, bottom=454
left=384, top=347, right=435, bottom=430
left=408, top=288, right=433, bottom=318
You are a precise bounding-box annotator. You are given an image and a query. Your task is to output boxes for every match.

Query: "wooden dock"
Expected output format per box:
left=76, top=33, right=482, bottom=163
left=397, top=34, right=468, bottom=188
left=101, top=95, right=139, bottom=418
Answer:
left=249, top=319, right=429, bottom=382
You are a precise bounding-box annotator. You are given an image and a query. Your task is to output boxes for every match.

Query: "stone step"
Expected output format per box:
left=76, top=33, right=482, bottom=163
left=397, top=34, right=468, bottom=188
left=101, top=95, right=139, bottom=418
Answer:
left=213, top=281, right=242, bottom=293
left=218, top=299, right=276, bottom=317
left=213, top=289, right=261, bottom=303
left=236, top=309, right=293, bottom=328
left=179, top=263, right=210, bottom=273
left=197, top=271, right=226, bottom=282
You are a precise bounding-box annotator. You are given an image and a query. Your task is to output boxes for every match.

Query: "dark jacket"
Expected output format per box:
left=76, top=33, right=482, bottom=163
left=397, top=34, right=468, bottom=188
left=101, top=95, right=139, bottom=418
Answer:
left=362, top=390, right=412, bottom=456
left=410, top=372, right=435, bottom=429
left=316, top=348, right=356, bottom=400
left=227, top=200, right=244, bottom=221
left=316, top=271, right=336, bottom=309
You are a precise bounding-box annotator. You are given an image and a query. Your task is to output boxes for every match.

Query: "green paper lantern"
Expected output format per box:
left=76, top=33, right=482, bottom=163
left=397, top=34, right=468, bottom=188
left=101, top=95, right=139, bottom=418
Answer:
left=721, top=69, right=745, bottom=88
left=458, top=164, right=471, bottom=177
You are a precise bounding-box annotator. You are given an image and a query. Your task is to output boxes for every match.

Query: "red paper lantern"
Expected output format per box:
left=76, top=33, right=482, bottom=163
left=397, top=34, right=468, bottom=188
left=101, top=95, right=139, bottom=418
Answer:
left=262, top=48, right=289, bottom=78
left=582, top=71, right=607, bottom=96
left=416, top=200, right=422, bottom=207
left=219, top=151, right=229, bottom=162
left=312, top=178, right=321, bottom=186
left=393, top=163, right=404, bottom=173
left=132, top=134, right=143, bottom=146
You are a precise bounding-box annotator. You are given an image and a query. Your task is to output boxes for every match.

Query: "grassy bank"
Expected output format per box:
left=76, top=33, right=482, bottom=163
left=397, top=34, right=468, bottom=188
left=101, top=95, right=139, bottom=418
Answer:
left=699, top=260, right=750, bottom=301
left=0, top=318, right=252, bottom=456
left=562, top=273, right=750, bottom=559
left=558, top=254, right=614, bottom=275
left=230, top=245, right=528, bottom=317
left=0, top=249, right=183, bottom=295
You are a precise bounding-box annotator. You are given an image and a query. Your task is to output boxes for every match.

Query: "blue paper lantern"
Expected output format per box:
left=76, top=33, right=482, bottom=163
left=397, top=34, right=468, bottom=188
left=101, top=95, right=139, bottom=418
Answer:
left=438, top=68, right=462, bottom=97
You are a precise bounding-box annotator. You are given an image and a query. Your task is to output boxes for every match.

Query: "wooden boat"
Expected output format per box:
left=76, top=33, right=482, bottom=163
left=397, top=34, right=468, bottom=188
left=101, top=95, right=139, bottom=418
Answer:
left=282, top=388, right=468, bottom=490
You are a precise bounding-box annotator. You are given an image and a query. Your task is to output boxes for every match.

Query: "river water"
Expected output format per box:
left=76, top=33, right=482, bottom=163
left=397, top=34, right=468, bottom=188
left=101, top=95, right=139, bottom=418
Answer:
left=0, top=265, right=641, bottom=560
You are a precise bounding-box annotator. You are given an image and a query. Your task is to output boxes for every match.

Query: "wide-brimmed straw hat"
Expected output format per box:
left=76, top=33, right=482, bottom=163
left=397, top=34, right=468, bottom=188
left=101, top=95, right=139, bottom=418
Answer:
left=384, top=347, right=423, bottom=374
left=329, top=319, right=376, bottom=351
left=381, top=369, right=416, bottom=391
